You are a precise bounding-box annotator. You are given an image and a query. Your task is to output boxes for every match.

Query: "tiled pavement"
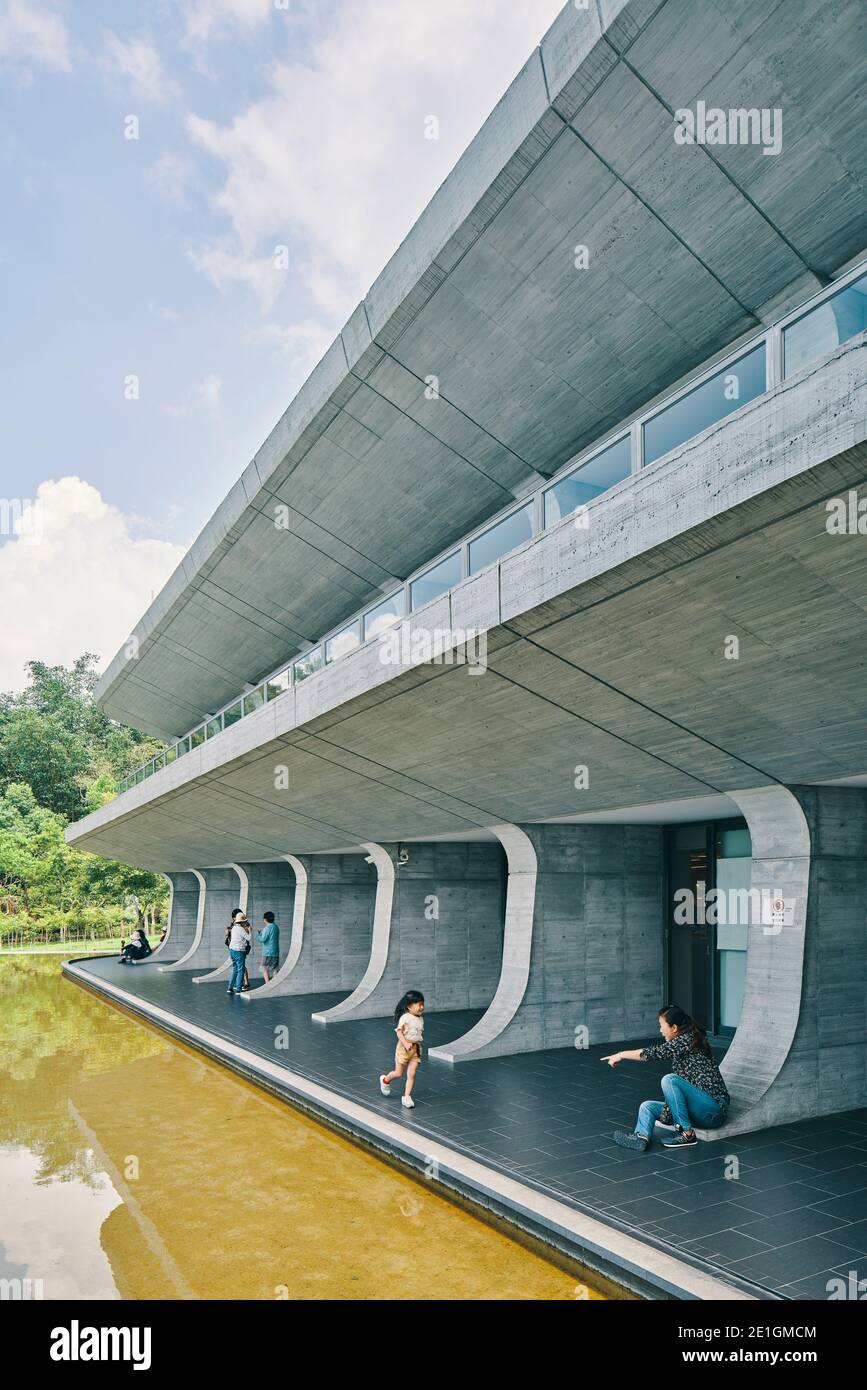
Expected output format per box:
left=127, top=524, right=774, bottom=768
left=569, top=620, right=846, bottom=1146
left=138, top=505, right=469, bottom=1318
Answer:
left=76, top=956, right=867, bottom=1300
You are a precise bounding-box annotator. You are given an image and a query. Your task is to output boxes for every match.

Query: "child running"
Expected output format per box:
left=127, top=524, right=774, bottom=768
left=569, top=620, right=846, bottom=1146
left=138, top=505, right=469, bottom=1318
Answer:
left=379, top=990, right=425, bottom=1109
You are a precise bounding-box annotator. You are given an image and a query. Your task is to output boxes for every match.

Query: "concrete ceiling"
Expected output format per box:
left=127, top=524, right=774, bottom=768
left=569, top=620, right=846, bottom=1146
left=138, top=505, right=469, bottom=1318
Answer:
left=96, top=0, right=867, bottom=739
left=71, top=441, right=867, bottom=871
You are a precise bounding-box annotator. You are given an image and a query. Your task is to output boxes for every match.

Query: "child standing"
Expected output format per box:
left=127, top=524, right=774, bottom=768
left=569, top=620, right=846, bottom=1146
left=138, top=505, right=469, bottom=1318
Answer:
left=379, top=991, right=425, bottom=1109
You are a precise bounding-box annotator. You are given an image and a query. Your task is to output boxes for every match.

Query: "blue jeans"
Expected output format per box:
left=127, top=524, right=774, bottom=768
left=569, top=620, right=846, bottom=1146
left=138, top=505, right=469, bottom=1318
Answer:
left=228, top=949, right=246, bottom=992
left=636, top=1073, right=726, bottom=1138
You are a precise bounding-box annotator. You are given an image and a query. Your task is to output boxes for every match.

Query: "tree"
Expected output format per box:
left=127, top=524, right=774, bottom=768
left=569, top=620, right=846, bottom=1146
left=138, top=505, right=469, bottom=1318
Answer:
left=0, top=655, right=170, bottom=939
left=0, top=655, right=164, bottom=819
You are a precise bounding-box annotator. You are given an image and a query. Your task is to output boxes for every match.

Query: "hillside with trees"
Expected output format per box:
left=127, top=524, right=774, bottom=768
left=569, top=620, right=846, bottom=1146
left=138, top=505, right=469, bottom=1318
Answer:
left=0, top=656, right=169, bottom=947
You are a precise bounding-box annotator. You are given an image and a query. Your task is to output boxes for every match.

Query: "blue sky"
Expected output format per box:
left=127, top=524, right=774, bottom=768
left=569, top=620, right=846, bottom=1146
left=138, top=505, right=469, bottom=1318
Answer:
left=0, top=0, right=565, bottom=690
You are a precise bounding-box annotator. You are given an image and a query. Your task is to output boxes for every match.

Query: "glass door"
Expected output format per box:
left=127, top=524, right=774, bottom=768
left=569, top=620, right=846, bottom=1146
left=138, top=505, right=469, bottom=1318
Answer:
left=666, top=823, right=712, bottom=1031
left=665, top=819, right=751, bottom=1039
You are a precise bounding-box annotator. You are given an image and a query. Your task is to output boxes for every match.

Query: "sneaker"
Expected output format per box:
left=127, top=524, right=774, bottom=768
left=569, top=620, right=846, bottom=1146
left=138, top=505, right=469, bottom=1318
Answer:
left=401, top=1096, right=415, bottom=1110
left=663, top=1130, right=698, bottom=1148
left=226, top=988, right=235, bottom=995
left=379, top=1075, right=391, bottom=1096
left=655, top=1105, right=677, bottom=1132
left=612, top=1130, right=649, bottom=1152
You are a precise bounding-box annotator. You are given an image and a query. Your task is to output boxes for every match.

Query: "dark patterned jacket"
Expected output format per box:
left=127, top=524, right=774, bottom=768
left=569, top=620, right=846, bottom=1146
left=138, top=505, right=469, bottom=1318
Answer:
left=640, top=1032, right=730, bottom=1108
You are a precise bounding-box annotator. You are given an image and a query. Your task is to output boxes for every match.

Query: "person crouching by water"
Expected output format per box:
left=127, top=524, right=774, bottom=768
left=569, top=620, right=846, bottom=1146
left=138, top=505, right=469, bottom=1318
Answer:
left=226, top=913, right=251, bottom=996
left=379, top=991, right=425, bottom=1110
left=257, top=911, right=280, bottom=983
left=603, top=1003, right=730, bottom=1151
left=119, top=926, right=152, bottom=964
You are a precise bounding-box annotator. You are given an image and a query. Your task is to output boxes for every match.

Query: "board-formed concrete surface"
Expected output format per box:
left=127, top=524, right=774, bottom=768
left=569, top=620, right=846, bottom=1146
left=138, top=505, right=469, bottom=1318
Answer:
left=702, top=785, right=867, bottom=1137
left=66, top=955, right=867, bottom=1301
left=91, top=0, right=867, bottom=740
left=312, top=839, right=505, bottom=1024
left=431, top=822, right=664, bottom=1062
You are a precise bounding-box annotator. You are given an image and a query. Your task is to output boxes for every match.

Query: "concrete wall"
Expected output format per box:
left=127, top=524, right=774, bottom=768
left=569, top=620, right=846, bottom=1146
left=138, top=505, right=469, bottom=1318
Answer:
left=707, top=784, right=867, bottom=1136
left=312, top=840, right=505, bottom=1023
left=157, top=872, right=200, bottom=962
left=251, top=852, right=377, bottom=996
left=186, top=866, right=242, bottom=973
left=431, top=822, right=664, bottom=1062
left=239, top=861, right=295, bottom=980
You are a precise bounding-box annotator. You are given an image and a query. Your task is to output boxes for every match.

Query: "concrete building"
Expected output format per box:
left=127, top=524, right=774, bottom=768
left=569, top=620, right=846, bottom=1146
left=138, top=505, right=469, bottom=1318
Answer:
left=68, top=0, right=867, bottom=1138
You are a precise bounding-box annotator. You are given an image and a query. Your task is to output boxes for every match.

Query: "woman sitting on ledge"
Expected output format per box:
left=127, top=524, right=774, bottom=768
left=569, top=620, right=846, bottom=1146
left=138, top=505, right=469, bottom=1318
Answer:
left=603, top=1004, right=730, bottom=1151
left=118, top=927, right=152, bottom=965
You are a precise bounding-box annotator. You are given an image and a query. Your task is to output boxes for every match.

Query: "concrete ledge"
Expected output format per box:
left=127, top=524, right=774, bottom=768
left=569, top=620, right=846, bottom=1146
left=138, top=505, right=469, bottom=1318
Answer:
left=62, top=957, right=764, bottom=1302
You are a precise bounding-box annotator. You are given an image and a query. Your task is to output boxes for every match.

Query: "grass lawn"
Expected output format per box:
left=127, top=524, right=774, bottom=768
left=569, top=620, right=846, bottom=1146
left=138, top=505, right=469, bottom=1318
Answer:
left=0, top=938, right=127, bottom=955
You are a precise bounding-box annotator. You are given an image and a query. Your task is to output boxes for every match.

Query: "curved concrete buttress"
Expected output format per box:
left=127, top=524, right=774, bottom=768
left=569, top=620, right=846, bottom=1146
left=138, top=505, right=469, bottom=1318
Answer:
left=703, top=786, right=811, bottom=1133
left=159, top=871, right=206, bottom=971
left=695, top=784, right=867, bottom=1138
left=429, top=824, right=537, bottom=1062
left=193, top=864, right=248, bottom=983
left=148, top=874, right=174, bottom=961
left=311, top=843, right=395, bottom=1023
left=242, top=855, right=308, bottom=1001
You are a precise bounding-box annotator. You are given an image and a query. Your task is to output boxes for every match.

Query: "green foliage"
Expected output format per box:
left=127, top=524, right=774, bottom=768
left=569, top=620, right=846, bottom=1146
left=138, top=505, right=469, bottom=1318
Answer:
left=0, top=657, right=169, bottom=931
left=0, top=655, right=164, bottom=819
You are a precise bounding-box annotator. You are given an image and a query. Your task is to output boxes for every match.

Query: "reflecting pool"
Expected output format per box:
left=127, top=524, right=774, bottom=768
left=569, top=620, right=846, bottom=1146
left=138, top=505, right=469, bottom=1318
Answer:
left=0, top=959, right=614, bottom=1301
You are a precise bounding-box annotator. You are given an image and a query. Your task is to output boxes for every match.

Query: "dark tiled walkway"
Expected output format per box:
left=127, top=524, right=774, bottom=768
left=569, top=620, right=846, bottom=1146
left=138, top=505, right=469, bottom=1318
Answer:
left=77, top=957, right=867, bottom=1299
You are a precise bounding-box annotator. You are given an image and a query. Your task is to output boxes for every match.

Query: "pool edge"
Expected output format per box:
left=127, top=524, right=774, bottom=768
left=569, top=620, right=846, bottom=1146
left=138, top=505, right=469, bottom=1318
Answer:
left=62, top=957, right=766, bottom=1304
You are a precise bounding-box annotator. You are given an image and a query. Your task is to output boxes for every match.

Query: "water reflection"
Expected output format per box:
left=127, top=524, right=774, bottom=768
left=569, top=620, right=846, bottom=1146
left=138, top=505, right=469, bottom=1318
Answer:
left=0, top=960, right=611, bottom=1301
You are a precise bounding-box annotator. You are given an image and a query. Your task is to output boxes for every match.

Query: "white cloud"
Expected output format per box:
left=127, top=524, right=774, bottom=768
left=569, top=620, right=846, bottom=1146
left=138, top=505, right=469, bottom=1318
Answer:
left=247, top=317, right=336, bottom=380
left=183, top=0, right=274, bottom=46
left=103, top=32, right=177, bottom=105
left=160, top=373, right=223, bottom=418
left=147, top=151, right=194, bottom=204
left=186, top=239, right=287, bottom=312
left=193, top=373, right=222, bottom=408
left=0, top=0, right=71, bottom=74
left=148, top=301, right=181, bottom=322
left=0, top=478, right=186, bottom=693
left=186, top=0, right=565, bottom=322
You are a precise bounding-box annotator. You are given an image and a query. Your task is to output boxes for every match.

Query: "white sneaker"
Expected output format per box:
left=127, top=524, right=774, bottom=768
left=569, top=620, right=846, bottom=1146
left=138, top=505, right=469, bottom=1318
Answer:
left=379, top=1075, right=391, bottom=1096
left=401, top=1095, right=415, bottom=1109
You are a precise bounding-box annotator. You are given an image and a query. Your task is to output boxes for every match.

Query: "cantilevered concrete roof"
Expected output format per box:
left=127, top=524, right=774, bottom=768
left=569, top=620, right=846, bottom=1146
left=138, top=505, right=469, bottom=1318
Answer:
left=68, top=335, right=867, bottom=868
left=97, top=0, right=867, bottom=739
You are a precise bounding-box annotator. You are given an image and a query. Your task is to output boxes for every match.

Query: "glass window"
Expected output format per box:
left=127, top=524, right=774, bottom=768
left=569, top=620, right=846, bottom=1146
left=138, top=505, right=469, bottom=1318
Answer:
left=715, top=825, right=752, bottom=1033
left=410, top=551, right=461, bottom=612
left=294, top=647, right=323, bottom=684
left=175, top=736, right=190, bottom=758
left=206, top=716, right=222, bottom=739
left=544, top=436, right=632, bottom=527
left=223, top=700, right=242, bottom=729
left=325, top=622, right=361, bottom=664
left=784, top=272, right=867, bottom=378
left=165, top=746, right=177, bottom=765
left=468, top=503, right=534, bottom=575
left=643, top=344, right=766, bottom=467
left=243, top=685, right=265, bottom=715
left=266, top=669, right=290, bottom=701
left=190, top=727, right=205, bottom=749
left=364, top=592, right=404, bottom=641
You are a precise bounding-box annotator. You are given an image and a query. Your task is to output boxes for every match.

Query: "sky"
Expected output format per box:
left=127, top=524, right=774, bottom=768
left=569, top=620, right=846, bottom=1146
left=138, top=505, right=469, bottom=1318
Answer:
left=0, top=0, right=566, bottom=692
